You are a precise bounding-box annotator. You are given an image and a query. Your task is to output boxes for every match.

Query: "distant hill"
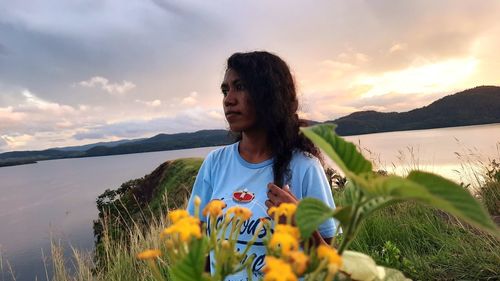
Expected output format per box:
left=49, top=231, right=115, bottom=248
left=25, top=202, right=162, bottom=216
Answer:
left=329, top=86, right=500, bottom=135
left=53, top=138, right=145, bottom=152
left=84, top=130, right=234, bottom=157
left=0, top=130, right=234, bottom=167
left=1, top=86, right=499, bottom=167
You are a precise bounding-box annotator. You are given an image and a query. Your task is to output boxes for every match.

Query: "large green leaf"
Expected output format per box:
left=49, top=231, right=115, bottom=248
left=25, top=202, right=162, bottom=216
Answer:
left=296, top=198, right=335, bottom=239
left=407, top=171, right=499, bottom=237
left=301, top=124, right=372, bottom=177
left=332, top=205, right=353, bottom=227
left=170, top=238, right=210, bottom=281
left=358, top=172, right=498, bottom=237
left=357, top=196, right=398, bottom=221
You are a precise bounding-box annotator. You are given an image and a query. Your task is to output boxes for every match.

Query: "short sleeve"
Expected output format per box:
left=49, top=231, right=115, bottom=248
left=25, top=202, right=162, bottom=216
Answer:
left=186, top=153, right=214, bottom=222
left=302, top=160, right=338, bottom=238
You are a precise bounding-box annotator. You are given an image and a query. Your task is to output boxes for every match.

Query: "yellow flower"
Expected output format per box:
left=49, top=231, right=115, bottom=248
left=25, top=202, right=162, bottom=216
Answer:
left=194, top=196, right=201, bottom=208
left=162, top=216, right=201, bottom=242
left=263, top=256, right=297, bottom=281
left=268, top=203, right=297, bottom=222
left=137, top=249, right=161, bottom=260
left=168, top=209, right=189, bottom=223
left=274, top=224, right=300, bottom=240
left=288, top=251, right=309, bottom=275
left=317, top=245, right=342, bottom=273
left=268, top=232, right=299, bottom=256
left=202, top=199, right=227, bottom=218
left=226, top=206, right=252, bottom=220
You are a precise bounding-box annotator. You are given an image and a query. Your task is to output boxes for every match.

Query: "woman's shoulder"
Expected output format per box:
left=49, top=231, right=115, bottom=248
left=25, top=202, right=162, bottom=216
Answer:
left=204, top=142, right=238, bottom=162
left=290, top=150, right=322, bottom=170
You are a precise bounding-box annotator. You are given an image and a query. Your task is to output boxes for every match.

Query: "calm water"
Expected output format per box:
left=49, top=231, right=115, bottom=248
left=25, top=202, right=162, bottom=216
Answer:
left=0, top=124, right=499, bottom=280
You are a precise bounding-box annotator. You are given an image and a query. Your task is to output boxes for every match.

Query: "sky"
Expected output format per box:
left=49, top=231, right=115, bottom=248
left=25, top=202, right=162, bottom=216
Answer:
left=1, top=0, right=499, bottom=152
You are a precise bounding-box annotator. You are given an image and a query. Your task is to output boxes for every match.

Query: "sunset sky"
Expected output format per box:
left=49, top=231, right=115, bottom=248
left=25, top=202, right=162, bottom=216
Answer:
left=1, top=0, right=499, bottom=152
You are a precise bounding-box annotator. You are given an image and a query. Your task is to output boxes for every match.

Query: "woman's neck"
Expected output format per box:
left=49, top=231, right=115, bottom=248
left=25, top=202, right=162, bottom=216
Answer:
left=239, top=129, right=272, bottom=164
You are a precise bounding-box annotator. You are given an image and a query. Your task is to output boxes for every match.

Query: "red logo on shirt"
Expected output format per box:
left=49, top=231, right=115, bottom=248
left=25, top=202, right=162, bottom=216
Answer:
left=233, top=188, right=255, bottom=203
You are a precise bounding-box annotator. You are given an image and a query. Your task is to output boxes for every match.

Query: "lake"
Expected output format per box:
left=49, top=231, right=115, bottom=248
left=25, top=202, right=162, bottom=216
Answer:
left=0, top=124, right=499, bottom=280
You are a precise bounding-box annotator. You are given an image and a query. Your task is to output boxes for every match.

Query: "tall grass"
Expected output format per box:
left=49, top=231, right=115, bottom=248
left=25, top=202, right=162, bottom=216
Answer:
left=338, top=199, right=500, bottom=280
left=0, top=247, right=17, bottom=281
left=51, top=198, right=180, bottom=281
left=330, top=150, right=500, bottom=280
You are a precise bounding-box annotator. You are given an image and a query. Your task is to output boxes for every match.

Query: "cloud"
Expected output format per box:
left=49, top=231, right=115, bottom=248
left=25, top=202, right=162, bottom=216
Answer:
left=73, top=107, right=226, bottom=140
left=1, top=0, right=499, bottom=151
left=0, top=90, right=99, bottom=150
left=150, top=0, right=189, bottom=16
left=0, top=42, right=8, bottom=55
left=346, top=92, right=446, bottom=113
left=356, top=57, right=478, bottom=98
left=0, top=136, right=8, bottom=151
left=19, top=90, right=77, bottom=115
left=389, top=43, right=407, bottom=53
left=181, top=91, right=198, bottom=106
left=78, top=76, right=136, bottom=94
left=0, top=106, right=26, bottom=125
left=0, top=90, right=80, bottom=132
left=135, top=99, right=162, bottom=107
left=0, top=134, right=34, bottom=150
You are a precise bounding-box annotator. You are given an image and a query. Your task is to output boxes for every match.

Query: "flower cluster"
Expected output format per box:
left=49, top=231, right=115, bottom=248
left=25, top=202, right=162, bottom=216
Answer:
left=264, top=202, right=342, bottom=281
left=264, top=203, right=307, bottom=279
left=137, top=197, right=343, bottom=281
left=138, top=197, right=268, bottom=281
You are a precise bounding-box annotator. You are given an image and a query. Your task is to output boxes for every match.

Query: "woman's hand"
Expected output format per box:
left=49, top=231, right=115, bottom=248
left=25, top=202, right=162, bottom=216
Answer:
left=266, top=183, right=298, bottom=224
left=265, top=183, right=298, bottom=210
left=265, top=183, right=331, bottom=246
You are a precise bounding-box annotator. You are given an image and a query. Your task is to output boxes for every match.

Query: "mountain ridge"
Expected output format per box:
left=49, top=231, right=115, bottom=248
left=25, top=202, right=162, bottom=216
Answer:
left=329, top=85, right=500, bottom=136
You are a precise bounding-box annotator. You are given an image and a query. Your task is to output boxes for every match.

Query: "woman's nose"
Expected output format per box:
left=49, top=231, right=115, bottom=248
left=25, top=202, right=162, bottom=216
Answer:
left=224, top=89, right=237, bottom=106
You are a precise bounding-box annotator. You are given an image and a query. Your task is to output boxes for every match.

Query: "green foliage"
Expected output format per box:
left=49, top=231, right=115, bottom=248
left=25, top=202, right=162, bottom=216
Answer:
left=479, top=159, right=500, bottom=216
left=295, top=198, right=335, bottom=239
left=302, top=124, right=372, bottom=177
left=407, top=171, right=497, bottom=234
left=344, top=200, right=500, bottom=280
left=150, top=158, right=202, bottom=210
left=93, top=158, right=203, bottom=269
left=298, top=124, right=500, bottom=280
left=170, top=238, right=210, bottom=281
left=299, top=124, right=499, bottom=242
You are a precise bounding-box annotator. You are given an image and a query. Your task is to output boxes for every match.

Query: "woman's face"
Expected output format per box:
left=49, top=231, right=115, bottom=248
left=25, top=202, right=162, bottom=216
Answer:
left=221, top=68, right=257, bottom=132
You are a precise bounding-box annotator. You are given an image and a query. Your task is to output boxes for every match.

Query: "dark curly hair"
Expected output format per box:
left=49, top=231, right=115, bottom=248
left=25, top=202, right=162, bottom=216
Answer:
left=226, top=51, right=322, bottom=187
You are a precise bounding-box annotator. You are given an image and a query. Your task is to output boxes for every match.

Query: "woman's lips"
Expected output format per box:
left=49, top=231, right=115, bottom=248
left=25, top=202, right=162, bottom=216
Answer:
left=225, top=112, right=240, bottom=120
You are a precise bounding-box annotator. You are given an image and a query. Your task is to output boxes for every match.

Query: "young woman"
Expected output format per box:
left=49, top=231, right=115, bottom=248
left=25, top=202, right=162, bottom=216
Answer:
left=187, top=51, right=337, bottom=280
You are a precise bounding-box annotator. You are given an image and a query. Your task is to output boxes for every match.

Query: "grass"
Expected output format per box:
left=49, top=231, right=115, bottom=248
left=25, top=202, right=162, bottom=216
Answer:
left=341, top=201, right=500, bottom=280
left=331, top=155, right=500, bottom=280
left=50, top=211, right=170, bottom=281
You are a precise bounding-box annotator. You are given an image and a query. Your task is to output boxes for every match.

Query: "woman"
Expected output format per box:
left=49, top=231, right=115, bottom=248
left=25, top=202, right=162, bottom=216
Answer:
left=187, top=51, right=337, bottom=280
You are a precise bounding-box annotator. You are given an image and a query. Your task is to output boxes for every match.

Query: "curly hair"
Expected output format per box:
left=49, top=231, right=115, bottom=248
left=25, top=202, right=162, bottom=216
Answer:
left=226, top=51, right=322, bottom=187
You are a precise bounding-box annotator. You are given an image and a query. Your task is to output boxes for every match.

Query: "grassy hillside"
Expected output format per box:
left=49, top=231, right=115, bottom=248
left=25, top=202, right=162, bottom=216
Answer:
left=92, top=158, right=203, bottom=268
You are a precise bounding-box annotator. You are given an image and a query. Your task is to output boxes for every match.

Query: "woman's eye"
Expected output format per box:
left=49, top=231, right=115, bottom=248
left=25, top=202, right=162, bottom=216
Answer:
left=235, top=84, right=245, bottom=91
left=221, top=89, right=228, bottom=96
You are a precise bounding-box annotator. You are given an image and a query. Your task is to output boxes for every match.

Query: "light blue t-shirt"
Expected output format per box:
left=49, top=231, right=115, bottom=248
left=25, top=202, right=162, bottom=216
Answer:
left=187, top=142, right=338, bottom=281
